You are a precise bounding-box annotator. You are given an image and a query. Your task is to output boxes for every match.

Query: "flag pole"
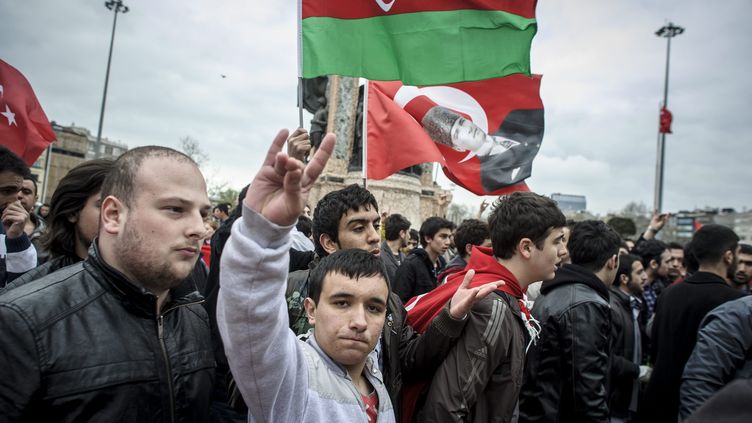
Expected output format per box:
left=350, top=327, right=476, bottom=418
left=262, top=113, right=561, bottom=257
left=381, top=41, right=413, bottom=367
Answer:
left=362, top=79, right=369, bottom=189
left=296, top=0, right=304, bottom=128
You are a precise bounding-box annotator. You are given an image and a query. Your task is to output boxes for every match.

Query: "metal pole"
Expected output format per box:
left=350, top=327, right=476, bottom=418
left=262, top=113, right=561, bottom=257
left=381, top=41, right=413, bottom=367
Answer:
left=296, top=0, right=304, bottom=128
left=362, top=80, right=369, bottom=189
left=653, top=22, right=683, bottom=213
left=41, top=144, right=53, bottom=203
left=96, top=1, right=129, bottom=158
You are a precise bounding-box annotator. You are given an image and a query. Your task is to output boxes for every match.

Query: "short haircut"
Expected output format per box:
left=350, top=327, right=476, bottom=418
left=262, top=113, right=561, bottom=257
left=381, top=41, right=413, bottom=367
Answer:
left=454, top=219, right=490, bottom=258
left=419, top=216, right=454, bottom=247
left=41, top=159, right=114, bottom=258
left=100, top=146, right=194, bottom=207
left=613, top=254, right=641, bottom=287
left=688, top=224, right=739, bottom=266
left=385, top=214, right=411, bottom=241
left=634, top=239, right=668, bottom=269
left=740, top=243, right=752, bottom=256
left=488, top=192, right=566, bottom=259
left=409, top=229, right=419, bottom=242
left=23, top=174, right=38, bottom=196
left=312, top=184, right=378, bottom=258
left=214, top=203, right=231, bottom=215
left=668, top=241, right=684, bottom=250
left=308, top=249, right=388, bottom=304
left=296, top=215, right=313, bottom=238
left=0, top=145, right=32, bottom=179
left=568, top=220, right=622, bottom=272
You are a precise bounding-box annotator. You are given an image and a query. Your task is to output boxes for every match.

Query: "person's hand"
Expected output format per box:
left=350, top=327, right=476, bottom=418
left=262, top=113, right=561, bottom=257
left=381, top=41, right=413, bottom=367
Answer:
left=639, top=365, right=652, bottom=383
left=245, top=129, right=335, bottom=227
left=448, top=269, right=505, bottom=319
left=478, top=199, right=490, bottom=218
left=2, top=200, right=29, bottom=239
left=286, top=128, right=312, bottom=162
left=650, top=212, right=669, bottom=231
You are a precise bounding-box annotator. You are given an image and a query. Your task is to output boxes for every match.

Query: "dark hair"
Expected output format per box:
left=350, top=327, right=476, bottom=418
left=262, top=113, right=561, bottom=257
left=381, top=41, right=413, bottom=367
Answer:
left=23, top=174, right=38, bottom=196
left=214, top=203, right=231, bottom=215
left=688, top=224, right=739, bottom=266
left=454, top=219, right=490, bottom=258
left=409, top=229, right=419, bottom=242
left=568, top=220, right=622, bottom=272
left=634, top=239, right=668, bottom=269
left=312, top=184, right=378, bottom=257
left=296, top=215, right=313, bottom=238
left=385, top=214, right=411, bottom=241
left=308, top=249, right=388, bottom=304
left=419, top=216, right=454, bottom=247
left=613, top=254, right=641, bottom=287
left=488, top=192, right=566, bottom=259
left=100, top=146, right=194, bottom=207
left=41, top=159, right=114, bottom=257
left=740, top=243, right=752, bottom=256
left=668, top=241, right=684, bottom=250
left=0, top=145, right=31, bottom=179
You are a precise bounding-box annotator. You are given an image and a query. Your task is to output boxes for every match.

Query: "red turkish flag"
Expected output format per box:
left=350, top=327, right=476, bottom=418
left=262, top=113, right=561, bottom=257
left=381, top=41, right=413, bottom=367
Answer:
left=366, top=74, right=543, bottom=195
left=659, top=106, right=673, bottom=134
left=0, top=59, right=56, bottom=165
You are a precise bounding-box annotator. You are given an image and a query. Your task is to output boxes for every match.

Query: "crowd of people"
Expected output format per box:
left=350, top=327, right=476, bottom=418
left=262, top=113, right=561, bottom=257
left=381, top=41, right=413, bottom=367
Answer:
left=0, top=129, right=750, bottom=423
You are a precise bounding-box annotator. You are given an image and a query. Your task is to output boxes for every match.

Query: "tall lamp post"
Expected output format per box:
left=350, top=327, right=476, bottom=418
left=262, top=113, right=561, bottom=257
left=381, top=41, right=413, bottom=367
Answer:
left=95, top=0, right=129, bottom=158
left=653, top=22, right=684, bottom=213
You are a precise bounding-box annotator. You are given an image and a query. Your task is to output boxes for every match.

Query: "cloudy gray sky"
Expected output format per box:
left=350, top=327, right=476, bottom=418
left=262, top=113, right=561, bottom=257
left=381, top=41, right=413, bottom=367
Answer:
left=2, top=0, right=750, bottom=215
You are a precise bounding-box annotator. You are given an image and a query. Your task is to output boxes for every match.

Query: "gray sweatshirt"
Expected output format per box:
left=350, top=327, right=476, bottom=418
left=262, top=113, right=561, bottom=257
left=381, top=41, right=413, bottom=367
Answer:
left=217, top=206, right=396, bottom=423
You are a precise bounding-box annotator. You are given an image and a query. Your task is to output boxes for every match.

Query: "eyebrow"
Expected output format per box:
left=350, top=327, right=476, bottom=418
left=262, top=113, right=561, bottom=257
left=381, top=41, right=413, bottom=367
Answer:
left=329, top=291, right=387, bottom=307
left=346, top=217, right=380, bottom=227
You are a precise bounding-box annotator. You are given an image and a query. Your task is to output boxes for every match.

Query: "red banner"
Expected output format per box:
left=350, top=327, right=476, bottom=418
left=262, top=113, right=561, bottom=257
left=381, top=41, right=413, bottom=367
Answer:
left=367, top=74, right=543, bottom=195
left=302, top=0, right=536, bottom=20
left=0, top=59, right=56, bottom=165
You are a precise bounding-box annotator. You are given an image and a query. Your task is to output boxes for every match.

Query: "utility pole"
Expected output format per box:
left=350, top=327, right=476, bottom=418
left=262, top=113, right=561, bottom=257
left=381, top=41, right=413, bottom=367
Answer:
left=653, top=22, right=684, bottom=213
left=96, top=0, right=129, bottom=158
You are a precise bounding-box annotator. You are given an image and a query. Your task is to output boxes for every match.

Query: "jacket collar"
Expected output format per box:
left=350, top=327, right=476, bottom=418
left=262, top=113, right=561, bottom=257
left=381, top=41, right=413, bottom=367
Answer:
left=307, top=331, right=384, bottom=383
left=609, top=286, right=632, bottom=307
left=380, top=240, right=403, bottom=264
left=84, top=240, right=204, bottom=317
left=541, top=263, right=611, bottom=301
left=684, top=271, right=731, bottom=287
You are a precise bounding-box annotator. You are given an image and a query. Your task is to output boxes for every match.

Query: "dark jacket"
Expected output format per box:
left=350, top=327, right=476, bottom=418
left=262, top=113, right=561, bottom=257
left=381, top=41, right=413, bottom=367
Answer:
left=638, top=271, right=745, bottom=423
left=680, top=295, right=752, bottom=419
left=0, top=243, right=215, bottom=423
left=393, top=248, right=443, bottom=303
left=685, top=378, right=752, bottom=423
left=608, top=287, right=641, bottom=418
left=437, top=254, right=467, bottom=284
left=416, top=248, right=528, bottom=423
left=519, top=264, right=612, bottom=423
left=381, top=240, right=405, bottom=283
left=285, top=260, right=466, bottom=422
left=4, top=254, right=81, bottom=291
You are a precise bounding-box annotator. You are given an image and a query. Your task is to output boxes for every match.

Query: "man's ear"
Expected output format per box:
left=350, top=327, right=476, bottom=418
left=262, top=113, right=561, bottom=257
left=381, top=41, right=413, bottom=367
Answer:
left=465, top=243, right=474, bottom=257
left=100, top=195, right=125, bottom=235
left=608, top=254, right=618, bottom=270
left=319, top=233, right=339, bottom=255
left=723, top=250, right=734, bottom=265
left=620, top=273, right=629, bottom=286
left=649, top=259, right=659, bottom=270
left=518, top=238, right=534, bottom=259
left=304, top=297, right=317, bottom=326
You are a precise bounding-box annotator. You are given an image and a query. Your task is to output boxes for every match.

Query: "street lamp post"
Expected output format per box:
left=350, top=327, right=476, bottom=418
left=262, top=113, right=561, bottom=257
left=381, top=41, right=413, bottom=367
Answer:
left=653, top=22, right=684, bottom=213
left=95, top=0, right=129, bottom=158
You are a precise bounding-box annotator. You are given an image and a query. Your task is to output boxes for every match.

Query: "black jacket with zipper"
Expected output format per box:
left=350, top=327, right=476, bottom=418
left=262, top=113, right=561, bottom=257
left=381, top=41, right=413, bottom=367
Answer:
left=0, top=242, right=215, bottom=423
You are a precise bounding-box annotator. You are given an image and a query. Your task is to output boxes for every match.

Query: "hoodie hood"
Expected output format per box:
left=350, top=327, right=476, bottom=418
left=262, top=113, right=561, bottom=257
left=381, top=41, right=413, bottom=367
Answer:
left=540, top=263, right=610, bottom=301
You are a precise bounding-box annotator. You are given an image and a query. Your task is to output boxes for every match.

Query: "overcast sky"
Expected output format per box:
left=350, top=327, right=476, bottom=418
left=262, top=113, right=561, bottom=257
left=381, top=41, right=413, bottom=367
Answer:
left=2, top=0, right=750, bottom=215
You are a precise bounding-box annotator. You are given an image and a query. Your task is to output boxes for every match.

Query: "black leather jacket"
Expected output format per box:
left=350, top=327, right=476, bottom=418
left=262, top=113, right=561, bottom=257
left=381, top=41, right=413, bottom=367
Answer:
left=519, top=264, right=612, bottom=423
left=0, top=243, right=215, bottom=422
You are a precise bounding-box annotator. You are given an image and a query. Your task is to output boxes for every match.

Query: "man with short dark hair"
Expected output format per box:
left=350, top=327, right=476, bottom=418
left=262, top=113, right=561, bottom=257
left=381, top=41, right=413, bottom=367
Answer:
left=609, top=254, right=649, bottom=422
left=638, top=224, right=746, bottom=423
left=393, top=216, right=454, bottom=302
left=0, top=146, right=215, bottom=421
left=408, top=192, right=567, bottom=422
left=213, top=202, right=231, bottom=224
left=634, top=239, right=671, bottom=317
left=17, top=175, right=47, bottom=263
left=381, top=213, right=411, bottom=282
left=667, top=241, right=686, bottom=283
left=0, top=146, right=36, bottom=286
left=731, top=243, right=752, bottom=293
left=437, top=218, right=490, bottom=283
left=520, top=220, right=621, bottom=423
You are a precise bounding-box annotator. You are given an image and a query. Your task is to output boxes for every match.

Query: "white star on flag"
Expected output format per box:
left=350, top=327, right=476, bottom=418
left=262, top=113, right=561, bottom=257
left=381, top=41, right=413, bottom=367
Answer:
left=2, top=104, right=17, bottom=126
left=0, top=84, right=4, bottom=97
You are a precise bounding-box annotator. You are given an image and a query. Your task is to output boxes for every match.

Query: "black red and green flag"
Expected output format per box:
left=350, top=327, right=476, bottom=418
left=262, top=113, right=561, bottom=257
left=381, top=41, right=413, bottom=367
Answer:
left=301, top=0, right=538, bottom=85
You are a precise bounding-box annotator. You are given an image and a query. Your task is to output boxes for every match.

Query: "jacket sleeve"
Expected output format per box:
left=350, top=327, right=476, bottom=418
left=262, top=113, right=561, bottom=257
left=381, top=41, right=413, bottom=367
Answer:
left=397, top=298, right=467, bottom=382
left=0, top=303, right=42, bottom=420
left=2, top=233, right=37, bottom=285
left=216, top=206, right=308, bottom=423
left=609, top=307, right=639, bottom=382
left=562, top=302, right=611, bottom=422
left=679, top=299, right=752, bottom=419
left=417, top=297, right=511, bottom=422
left=392, top=260, right=416, bottom=303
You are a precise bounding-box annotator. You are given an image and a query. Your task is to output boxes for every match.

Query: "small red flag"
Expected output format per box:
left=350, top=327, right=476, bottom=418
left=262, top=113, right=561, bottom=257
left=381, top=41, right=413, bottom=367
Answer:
left=0, top=59, right=56, bottom=165
left=659, top=106, right=673, bottom=134
left=366, top=74, right=543, bottom=195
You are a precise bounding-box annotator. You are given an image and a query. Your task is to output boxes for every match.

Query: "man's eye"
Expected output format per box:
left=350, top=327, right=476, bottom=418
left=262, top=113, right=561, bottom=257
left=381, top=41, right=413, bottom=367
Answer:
left=334, top=301, right=349, bottom=308
left=368, top=305, right=384, bottom=314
